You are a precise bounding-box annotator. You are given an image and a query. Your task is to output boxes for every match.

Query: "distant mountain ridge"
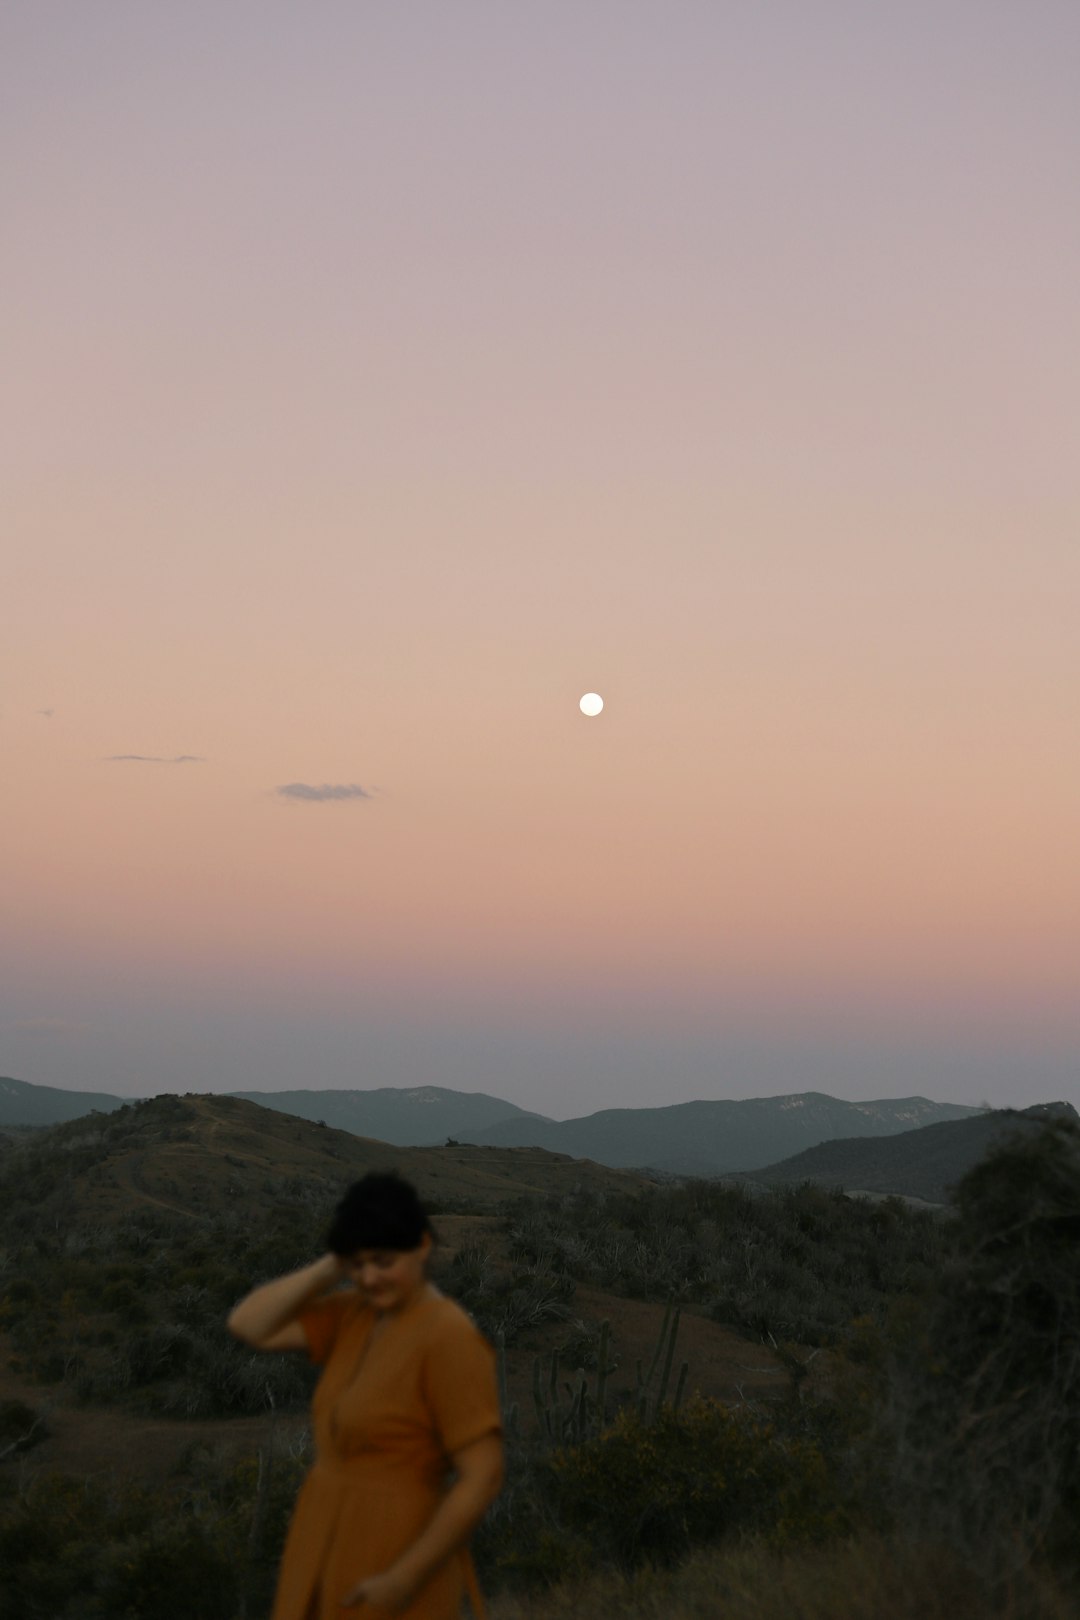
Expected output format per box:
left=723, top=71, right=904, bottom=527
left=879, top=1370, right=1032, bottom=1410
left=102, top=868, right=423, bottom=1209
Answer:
left=457, top=1092, right=982, bottom=1175
left=0, top=1075, right=982, bottom=1177
left=738, top=1101, right=1080, bottom=1204
left=224, top=1084, right=551, bottom=1144
left=0, top=1077, right=550, bottom=1138
left=0, top=1075, right=134, bottom=1126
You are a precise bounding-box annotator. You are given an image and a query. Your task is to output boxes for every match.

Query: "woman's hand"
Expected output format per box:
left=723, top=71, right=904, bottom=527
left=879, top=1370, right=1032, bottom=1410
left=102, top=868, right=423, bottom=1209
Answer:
left=339, top=1566, right=417, bottom=1614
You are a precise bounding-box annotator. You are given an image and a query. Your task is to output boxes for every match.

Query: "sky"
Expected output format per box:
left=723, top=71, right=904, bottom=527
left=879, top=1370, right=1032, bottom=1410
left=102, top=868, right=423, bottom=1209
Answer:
left=3, top=2, right=1078, bottom=1119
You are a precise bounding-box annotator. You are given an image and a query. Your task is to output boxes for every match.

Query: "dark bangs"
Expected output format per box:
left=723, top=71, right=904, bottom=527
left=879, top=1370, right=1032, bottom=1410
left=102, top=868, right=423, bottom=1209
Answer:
left=324, top=1171, right=436, bottom=1255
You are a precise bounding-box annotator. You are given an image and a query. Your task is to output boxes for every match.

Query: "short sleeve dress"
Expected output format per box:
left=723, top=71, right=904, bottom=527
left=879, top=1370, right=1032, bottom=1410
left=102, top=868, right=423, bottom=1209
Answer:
left=269, top=1286, right=502, bottom=1620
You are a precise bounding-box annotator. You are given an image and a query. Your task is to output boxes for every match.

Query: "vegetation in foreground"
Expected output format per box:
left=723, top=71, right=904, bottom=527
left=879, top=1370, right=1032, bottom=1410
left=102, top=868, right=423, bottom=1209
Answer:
left=1, top=1103, right=1077, bottom=1618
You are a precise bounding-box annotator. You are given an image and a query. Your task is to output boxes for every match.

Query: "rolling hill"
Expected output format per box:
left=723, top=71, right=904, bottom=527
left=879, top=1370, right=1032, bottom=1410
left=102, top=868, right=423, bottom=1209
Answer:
left=0, top=1089, right=653, bottom=1225
left=738, top=1101, right=1080, bottom=1204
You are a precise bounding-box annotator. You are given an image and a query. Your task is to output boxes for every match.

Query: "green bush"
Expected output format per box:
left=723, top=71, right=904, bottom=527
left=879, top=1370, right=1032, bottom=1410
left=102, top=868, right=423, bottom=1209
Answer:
left=0, top=1473, right=113, bottom=1620
left=472, top=1393, right=854, bottom=1594
left=539, top=1396, right=852, bottom=1575
left=100, top=1281, right=151, bottom=1325
left=883, top=1115, right=1080, bottom=1577
left=0, top=1278, right=39, bottom=1328
left=0, top=1448, right=306, bottom=1620
left=95, top=1515, right=239, bottom=1620
left=0, top=1399, right=47, bottom=1454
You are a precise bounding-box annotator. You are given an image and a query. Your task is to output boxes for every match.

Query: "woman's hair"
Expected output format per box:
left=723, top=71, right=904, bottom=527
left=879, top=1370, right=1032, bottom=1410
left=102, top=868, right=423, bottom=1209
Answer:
left=324, top=1171, right=437, bottom=1256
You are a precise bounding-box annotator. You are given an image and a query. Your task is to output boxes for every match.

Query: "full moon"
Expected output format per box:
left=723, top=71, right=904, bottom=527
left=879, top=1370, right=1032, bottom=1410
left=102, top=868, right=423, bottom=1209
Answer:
left=579, top=692, right=604, bottom=717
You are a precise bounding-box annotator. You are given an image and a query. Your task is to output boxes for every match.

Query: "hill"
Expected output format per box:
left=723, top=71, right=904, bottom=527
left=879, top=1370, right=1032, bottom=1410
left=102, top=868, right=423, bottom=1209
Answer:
left=224, top=1083, right=552, bottom=1145
left=457, top=1092, right=982, bottom=1175
left=738, top=1102, right=1080, bottom=1204
left=0, top=1089, right=652, bottom=1225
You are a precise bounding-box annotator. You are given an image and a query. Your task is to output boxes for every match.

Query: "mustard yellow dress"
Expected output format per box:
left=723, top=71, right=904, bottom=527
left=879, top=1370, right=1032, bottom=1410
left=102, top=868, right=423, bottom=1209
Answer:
left=269, top=1287, right=502, bottom=1620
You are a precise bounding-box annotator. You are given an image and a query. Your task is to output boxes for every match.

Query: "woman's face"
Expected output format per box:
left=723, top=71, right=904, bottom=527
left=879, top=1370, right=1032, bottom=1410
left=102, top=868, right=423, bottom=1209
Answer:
left=343, top=1230, right=432, bottom=1311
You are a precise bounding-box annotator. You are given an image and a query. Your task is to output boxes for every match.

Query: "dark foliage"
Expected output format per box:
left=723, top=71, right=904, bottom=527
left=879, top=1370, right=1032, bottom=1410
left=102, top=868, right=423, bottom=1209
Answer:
left=882, top=1115, right=1080, bottom=1578
left=495, top=1176, right=952, bottom=1346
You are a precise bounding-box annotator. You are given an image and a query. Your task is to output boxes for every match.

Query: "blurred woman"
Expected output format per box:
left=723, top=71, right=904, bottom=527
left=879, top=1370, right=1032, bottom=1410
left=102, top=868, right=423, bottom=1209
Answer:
left=227, top=1171, right=504, bottom=1619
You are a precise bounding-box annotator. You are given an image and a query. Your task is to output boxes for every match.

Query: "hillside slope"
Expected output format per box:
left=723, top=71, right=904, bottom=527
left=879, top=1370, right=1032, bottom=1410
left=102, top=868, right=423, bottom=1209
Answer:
left=739, top=1102, right=1079, bottom=1204
left=0, top=1090, right=657, bottom=1225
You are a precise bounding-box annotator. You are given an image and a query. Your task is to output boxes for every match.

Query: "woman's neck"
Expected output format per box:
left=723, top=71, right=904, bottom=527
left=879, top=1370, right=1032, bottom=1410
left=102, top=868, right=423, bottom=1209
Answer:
left=372, top=1279, right=441, bottom=1319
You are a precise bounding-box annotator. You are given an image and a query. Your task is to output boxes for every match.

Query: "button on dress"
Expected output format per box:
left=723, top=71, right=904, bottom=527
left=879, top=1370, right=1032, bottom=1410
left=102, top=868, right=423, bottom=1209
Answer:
left=269, top=1287, right=502, bottom=1620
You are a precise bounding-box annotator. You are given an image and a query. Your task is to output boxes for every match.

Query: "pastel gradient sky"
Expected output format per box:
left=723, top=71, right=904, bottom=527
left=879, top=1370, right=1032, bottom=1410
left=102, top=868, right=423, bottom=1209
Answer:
left=4, top=3, right=1078, bottom=1117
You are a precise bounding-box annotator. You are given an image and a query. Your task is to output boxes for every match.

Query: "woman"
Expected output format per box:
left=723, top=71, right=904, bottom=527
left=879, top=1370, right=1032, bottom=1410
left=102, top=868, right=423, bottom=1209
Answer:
left=227, top=1172, right=504, bottom=1619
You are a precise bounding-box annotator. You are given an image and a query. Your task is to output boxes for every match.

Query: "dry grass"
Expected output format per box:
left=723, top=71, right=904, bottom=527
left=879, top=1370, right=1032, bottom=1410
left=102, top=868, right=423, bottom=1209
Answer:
left=485, top=1535, right=1077, bottom=1620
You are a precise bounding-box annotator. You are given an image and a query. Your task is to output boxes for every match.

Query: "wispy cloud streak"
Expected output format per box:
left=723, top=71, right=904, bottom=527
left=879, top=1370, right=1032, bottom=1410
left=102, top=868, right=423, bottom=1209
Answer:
left=8, top=1016, right=94, bottom=1035
left=277, top=782, right=372, bottom=802
left=106, top=754, right=204, bottom=764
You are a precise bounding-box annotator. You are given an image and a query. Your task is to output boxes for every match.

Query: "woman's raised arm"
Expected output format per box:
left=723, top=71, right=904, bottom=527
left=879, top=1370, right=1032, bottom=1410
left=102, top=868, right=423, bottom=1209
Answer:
left=227, top=1252, right=344, bottom=1347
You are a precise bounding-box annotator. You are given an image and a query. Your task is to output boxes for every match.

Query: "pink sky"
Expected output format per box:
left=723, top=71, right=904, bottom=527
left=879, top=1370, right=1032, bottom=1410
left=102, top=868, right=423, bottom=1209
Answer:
left=3, top=3, right=1078, bottom=1116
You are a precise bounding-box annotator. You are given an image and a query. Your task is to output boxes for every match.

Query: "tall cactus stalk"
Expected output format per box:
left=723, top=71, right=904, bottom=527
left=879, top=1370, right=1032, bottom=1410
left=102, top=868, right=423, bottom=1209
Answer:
left=657, top=1303, right=680, bottom=1409
left=529, top=1303, right=689, bottom=1444
left=595, top=1318, right=611, bottom=1427
left=672, top=1359, right=689, bottom=1414
left=636, top=1295, right=683, bottom=1423
left=495, top=1331, right=520, bottom=1440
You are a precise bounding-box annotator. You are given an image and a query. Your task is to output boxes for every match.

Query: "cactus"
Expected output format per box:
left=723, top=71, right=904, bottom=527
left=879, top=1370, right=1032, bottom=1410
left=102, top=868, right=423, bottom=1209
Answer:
left=494, top=1331, right=521, bottom=1441
left=672, top=1359, right=689, bottom=1414
left=635, top=1295, right=687, bottom=1423
left=532, top=1348, right=563, bottom=1441
left=595, top=1317, right=611, bottom=1424
left=529, top=1347, right=591, bottom=1445
left=527, top=1305, right=689, bottom=1446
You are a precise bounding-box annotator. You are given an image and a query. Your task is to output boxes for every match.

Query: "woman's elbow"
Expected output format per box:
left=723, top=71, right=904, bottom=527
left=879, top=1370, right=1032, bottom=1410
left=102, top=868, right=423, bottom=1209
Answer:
left=456, top=1463, right=503, bottom=1513
left=476, top=1459, right=505, bottom=1507
left=226, top=1309, right=252, bottom=1344
left=453, top=1436, right=504, bottom=1504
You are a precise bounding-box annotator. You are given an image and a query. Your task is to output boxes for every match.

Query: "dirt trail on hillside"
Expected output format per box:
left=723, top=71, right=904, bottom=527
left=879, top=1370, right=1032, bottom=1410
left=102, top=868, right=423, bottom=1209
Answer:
left=108, top=1152, right=199, bottom=1219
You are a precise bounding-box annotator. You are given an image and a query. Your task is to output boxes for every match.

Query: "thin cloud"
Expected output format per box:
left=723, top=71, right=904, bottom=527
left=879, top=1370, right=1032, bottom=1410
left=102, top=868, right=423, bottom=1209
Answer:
left=106, top=754, right=204, bottom=764
left=277, top=782, right=372, bottom=802
left=37, top=708, right=54, bottom=718
left=9, top=1016, right=94, bottom=1036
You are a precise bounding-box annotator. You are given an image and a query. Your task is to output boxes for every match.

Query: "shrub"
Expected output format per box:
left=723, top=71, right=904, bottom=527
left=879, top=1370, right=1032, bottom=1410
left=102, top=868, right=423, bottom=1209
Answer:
left=498, top=1179, right=952, bottom=1348
left=539, top=1395, right=852, bottom=1574
left=95, top=1514, right=239, bottom=1620
left=883, top=1115, right=1080, bottom=1577
left=0, top=1399, right=48, bottom=1456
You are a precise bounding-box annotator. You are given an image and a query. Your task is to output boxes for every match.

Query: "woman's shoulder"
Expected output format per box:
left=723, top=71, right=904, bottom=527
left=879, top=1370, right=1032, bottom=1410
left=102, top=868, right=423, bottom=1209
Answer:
left=423, top=1290, right=494, bottom=1347
left=299, top=1285, right=370, bottom=1364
